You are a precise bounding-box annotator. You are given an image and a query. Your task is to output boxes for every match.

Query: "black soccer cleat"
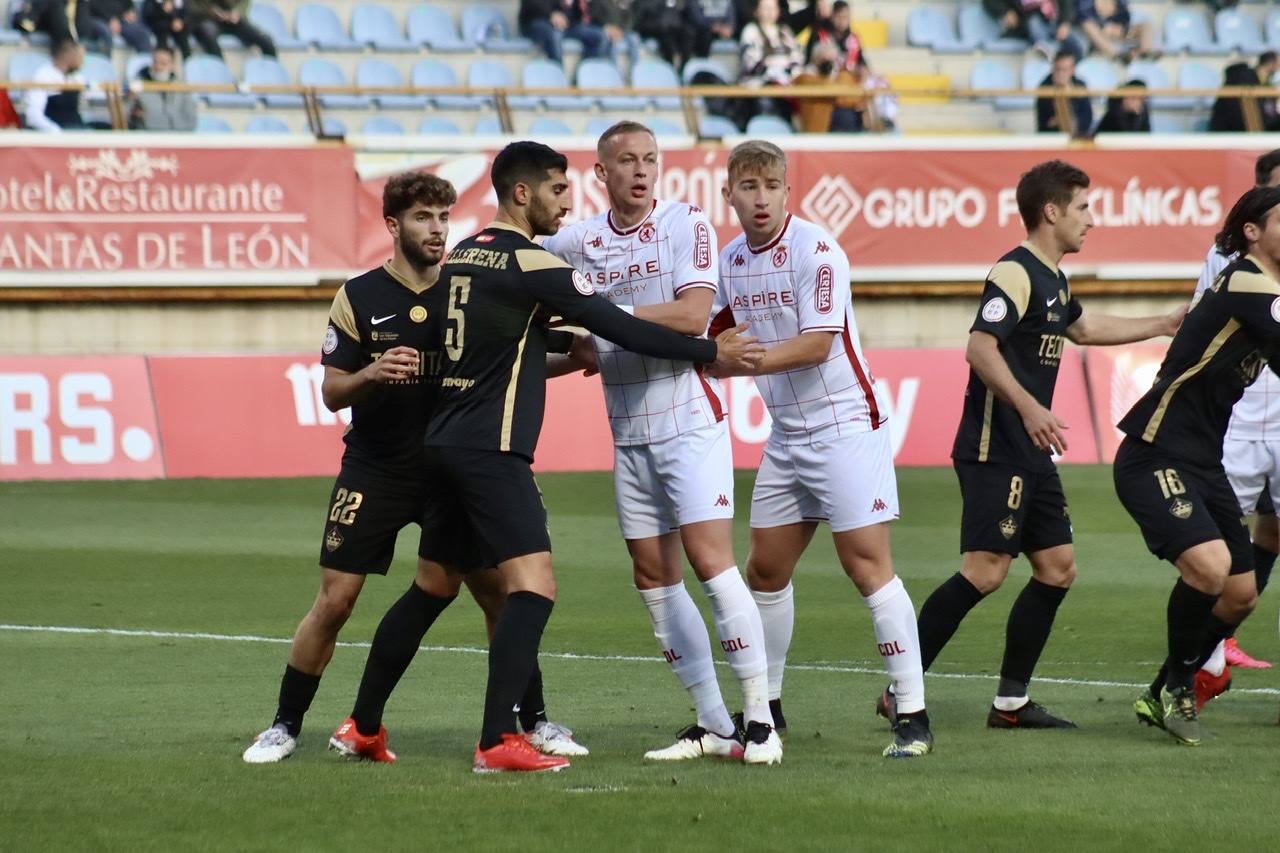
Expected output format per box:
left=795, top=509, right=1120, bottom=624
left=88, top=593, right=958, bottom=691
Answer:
left=743, top=719, right=783, bottom=765
left=884, top=712, right=934, bottom=758
left=986, top=700, right=1077, bottom=729
left=732, top=698, right=787, bottom=740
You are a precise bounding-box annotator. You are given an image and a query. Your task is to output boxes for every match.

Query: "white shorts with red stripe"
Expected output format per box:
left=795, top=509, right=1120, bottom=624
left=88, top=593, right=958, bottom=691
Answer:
left=613, top=420, right=736, bottom=540
left=749, top=426, right=900, bottom=533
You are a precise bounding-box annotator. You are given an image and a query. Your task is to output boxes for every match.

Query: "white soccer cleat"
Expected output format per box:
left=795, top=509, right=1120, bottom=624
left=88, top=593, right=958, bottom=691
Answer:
left=526, top=720, right=589, bottom=756
left=643, top=724, right=744, bottom=761
left=242, top=725, right=296, bottom=764
left=742, top=720, right=783, bottom=766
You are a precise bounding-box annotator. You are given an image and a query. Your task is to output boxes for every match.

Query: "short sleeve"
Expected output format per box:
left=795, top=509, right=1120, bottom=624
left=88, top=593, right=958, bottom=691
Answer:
left=321, top=284, right=366, bottom=372
left=970, top=261, right=1031, bottom=342
left=1067, top=295, right=1083, bottom=326
left=671, top=207, right=719, bottom=294
left=793, top=237, right=850, bottom=334
left=1227, top=270, right=1280, bottom=348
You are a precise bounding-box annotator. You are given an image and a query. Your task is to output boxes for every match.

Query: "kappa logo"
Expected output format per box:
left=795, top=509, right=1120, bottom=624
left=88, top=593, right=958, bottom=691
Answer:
left=324, top=527, right=344, bottom=552
left=589, top=235, right=604, bottom=249
left=693, top=221, right=711, bottom=271
left=815, top=241, right=831, bottom=253
left=800, top=174, right=861, bottom=239
left=1169, top=497, right=1194, bottom=520
left=688, top=204, right=702, bottom=214
left=871, top=498, right=888, bottom=512
left=772, top=245, right=788, bottom=268
left=999, top=515, right=1018, bottom=540
left=714, top=494, right=730, bottom=507
left=733, top=255, right=746, bottom=267
left=638, top=222, right=656, bottom=243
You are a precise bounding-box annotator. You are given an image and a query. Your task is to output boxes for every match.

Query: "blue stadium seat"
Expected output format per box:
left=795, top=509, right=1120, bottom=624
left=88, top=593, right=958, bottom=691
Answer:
left=647, top=117, right=685, bottom=137
left=185, top=56, right=256, bottom=108
left=1164, top=7, right=1225, bottom=55
left=468, top=59, right=513, bottom=109
left=0, top=20, right=22, bottom=45
left=461, top=5, right=532, bottom=53
left=412, top=59, right=482, bottom=109
left=299, top=58, right=370, bottom=109
left=1020, top=56, right=1051, bottom=92
left=248, top=3, right=304, bottom=50
left=584, top=117, right=615, bottom=137
left=196, top=114, right=232, bottom=133
left=631, top=59, right=681, bottom=110
left=1216, top=9, right=1267, bottom=53
left=906, top=7, right=965, bottom=52
left=246, top=115, right=291, bottom=133
left=519, top=59, right=589, bottom=111
left=970, top=59, right=1017, bottom=109
left=320, top=116, right=348, bottom=136
left=576, top=58, right=644, bottom=110
left=1268, top=10, right=1280, bottom=49
left=681, top=58, right=730, bottom=86
left=7, top=50, right=44, bottom=82
left=745, top=114, right=793, bottom=135
left=362, top=116, right=405, bottom=134
left=79, top=53, right=116, bottom=105
left=356, top=59, right=425, bottom=109
left=243, top=57, right=304, bottom=109
left=473, top=115, right=504, bottom=133
left=352, top=4, right=415, bottom=51
left=1076, top=56, right=1119, bottom=92
left=957, top=4, right=1025, bottom=53
left=407, top=4, right=470, bottom=51
left=529, top=116, right=573, bottom=137
left=126, top=54, right=151, bottom=81
left=1149, top=112, right=1190, bottom=134
left=296, top=4, right=360, bottom=51
left=417, top=115, right=462, bottom=134
left=1178, top=61, right=1221, bottom=108
left=1126, top=60, right=1192, bottom=109
left=698, top=115, right=739, bottom=138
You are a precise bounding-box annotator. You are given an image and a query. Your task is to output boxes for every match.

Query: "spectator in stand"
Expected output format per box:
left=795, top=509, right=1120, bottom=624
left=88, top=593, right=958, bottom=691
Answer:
left=519, top=0, right=620, bottom=66
left=793, top=38, right=863, bottom=132
left=187, top=0, right=276, bottom=59
left=687, top=0, right=735, bottom=59
left=1036, top=48, right=1091, bottom=136
left=739, top=0, right=803, bottom=125
left=1073, top=0, right=1155, bottom=62
left=983, top=0, right=1085, bottom=59
left=24, top=38, right=87, bottom=132
left=128, top=45, right=196, bottom=130
left=143, top=0, right=191, bottom=58
left=1258, top=51, right=1279, bottom=130
left=1210, top=58, right=1280, bottom=133
left=11, top=0, right=111, bottom=54
left=1093, top=77, right=1149, bottom=133
left=89, top=0, right=155, bottom=51
left=790, top=0, right=830, bottom=59
left=632, top=0, right=694, bottom=69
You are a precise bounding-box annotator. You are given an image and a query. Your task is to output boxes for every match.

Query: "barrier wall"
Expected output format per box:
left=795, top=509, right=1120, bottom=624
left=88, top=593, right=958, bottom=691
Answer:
left=0, top=345, right=1147, bottom=481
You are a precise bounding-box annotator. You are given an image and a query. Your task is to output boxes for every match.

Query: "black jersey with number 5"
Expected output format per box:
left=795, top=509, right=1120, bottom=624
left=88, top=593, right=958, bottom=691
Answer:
left=951, top=242, right=1083, bottom=472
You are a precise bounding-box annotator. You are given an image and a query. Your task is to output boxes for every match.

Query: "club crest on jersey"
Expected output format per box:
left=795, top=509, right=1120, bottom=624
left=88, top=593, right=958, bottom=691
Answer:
left=325, top=527, right=344, bottom=552
left=323, top=325, right=339, bottom=355
left=475, top=234, right=495, bottom=243
left=815, top=264, right=834, bottom=314
left=1271, top=297, right=1280, bottom=324
left=1169, top=497, right=1194, bottom=520
left=982, top=298, right=1007, bottom=323
left=638, top=222, right=656, bottom=243
left=572, top=269, right=594, bottom=295
left=999, top=515, right=1018, bottom=539
left=410, top=306, right=428, bottom=323
left=694, top=222, right=711, bottom=271
left=772, top=245, right=787, bottom=268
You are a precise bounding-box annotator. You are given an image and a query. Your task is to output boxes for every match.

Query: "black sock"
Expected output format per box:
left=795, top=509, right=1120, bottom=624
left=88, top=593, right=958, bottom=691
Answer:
left=516, top=664, right=548, bottom=732
left=350, top=583, right=456, bottom=736
left=1149, top=613, right=1238, bottom=695
left=917, top=572, right=986, bottom=672
left=273, top=664, right=322, bottom=738
left=997, top=578, right=1069, bottom=698
left=1164, top=578, right=1218, bottom=692
left=480, top=591, right=554, bottom=750
left=1253, top=544, right=1276, bottom=596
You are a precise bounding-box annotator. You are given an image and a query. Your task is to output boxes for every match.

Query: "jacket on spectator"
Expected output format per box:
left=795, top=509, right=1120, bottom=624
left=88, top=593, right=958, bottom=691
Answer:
left=1072, top=0, right=1128, bottom=28
left=129, top=64, right=197, bottom=130
left=981, top=0, right=1058, bottom=26
left=11, top=0, right=96, bottom=42
left=519, top=0, right=621, bottom=29
left=1209, top=62, right=1279, bottom=132
left=24, top=60, right=84, bottom=132
left=89, top=0, right=137, bottom=19
left=188, top=0, right=251, bottom=17
left=1035, top=71, right=1092, bottom=134
left=739, top=20, right=802, bottom=85
left=1094, top=98, right=1149, bottom=133
left=687, top=0, right=733, bottom=33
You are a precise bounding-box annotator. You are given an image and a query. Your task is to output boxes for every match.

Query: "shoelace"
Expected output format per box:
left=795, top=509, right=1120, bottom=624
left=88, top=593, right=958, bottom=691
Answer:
left=261, top=727, right=291, bottom=746
left=1172, top=693, right=1196, bottom=721
left=538, top=721, right=574, bottom=740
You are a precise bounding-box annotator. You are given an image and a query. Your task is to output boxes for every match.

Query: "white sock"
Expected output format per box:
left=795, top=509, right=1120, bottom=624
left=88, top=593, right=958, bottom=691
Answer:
left=637, top=582, right=734, bottom=735
left=1202, top=640, right=1227, bottom=677
left=863, top=575, right=926, bottom=715
left=750, top=583, right=794, bottom=701
left=702, top=567, right=771, bottom=724
left=993, top=695, right=1028, bottom=712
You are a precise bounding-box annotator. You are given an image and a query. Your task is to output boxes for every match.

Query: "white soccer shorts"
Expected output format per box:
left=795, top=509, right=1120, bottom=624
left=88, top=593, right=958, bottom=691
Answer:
left=1223, top=437, right=1280, bottom=514
left=750, top=427, right=900, bottom=533
left=612, top=421, right=736, bottom=540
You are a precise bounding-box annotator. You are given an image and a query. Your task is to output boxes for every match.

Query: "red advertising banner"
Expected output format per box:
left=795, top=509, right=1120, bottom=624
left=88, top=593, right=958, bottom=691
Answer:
left=1083, top=343, right=1173, bottom=463
left=0, top=144, right=358, bottom=278
left=0, top=357, right=164, bottom=480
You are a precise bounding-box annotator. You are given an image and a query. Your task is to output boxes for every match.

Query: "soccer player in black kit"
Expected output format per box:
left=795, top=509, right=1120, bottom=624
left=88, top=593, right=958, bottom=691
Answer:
left=880, top=161, right=1182, bottom=731
left=1119, top=186, right=1280, bottom=746
left=349, top=142, right=764, bottom=773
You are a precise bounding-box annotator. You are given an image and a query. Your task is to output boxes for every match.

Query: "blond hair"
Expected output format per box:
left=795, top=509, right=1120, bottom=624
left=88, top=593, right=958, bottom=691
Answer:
left=727, top=140, right=787, bottom=182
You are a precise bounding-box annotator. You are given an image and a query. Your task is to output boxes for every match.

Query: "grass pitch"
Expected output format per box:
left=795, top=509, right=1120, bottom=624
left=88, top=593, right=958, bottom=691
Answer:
left=2, top=467, right=1279, bottom=852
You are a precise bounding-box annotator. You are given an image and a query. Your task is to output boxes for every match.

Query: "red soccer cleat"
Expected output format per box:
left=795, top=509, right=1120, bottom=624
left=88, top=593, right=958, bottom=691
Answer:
left=1194, top=666, right=1232, bottom=712
left=1223, top=638, right=1272, bottom=669
left=473, top=733, right=570, bottom=774
left=329, top=717, right=397, bottom=763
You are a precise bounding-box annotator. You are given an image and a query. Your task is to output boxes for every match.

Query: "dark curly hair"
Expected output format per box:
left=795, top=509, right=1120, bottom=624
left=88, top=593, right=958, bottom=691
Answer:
left=382, top=171, right=457, bottom=219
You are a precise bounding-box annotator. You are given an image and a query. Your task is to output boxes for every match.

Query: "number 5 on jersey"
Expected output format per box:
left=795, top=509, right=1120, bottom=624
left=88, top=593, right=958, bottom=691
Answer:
left=446, top=276, right=471, bottom=361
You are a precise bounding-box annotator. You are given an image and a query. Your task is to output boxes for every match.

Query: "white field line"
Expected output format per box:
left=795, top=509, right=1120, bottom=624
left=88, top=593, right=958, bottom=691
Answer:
left=3, top=623, right=1279, bottom=697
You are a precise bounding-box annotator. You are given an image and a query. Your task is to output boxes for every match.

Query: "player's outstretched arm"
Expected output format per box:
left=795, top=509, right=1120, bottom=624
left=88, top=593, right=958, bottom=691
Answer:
left=1065, top=305, right=1185, bottom=346
left=321, top=346, right=418, bottom=411
left=966, top=331, right=1068, bottom=455
left=633, top=288, right=715, bottom=336
left=545, top=332, right=598, bottom=378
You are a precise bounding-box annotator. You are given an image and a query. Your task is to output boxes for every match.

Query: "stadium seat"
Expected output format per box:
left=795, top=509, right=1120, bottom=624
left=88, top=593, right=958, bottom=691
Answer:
left=361, top=116, right=405, bottom=134
left=248, top=3, right=305, bottom=50
left=906, top=7, right=965, bottom=53
left=519, top=59, right=589, bottom=111
left=631, top=59, right=681, bottom=110
left=681, top=58, right=730, bottom=86
left=412, top=59, right=482, bottom=109
left=1126, top=60, right=1192, bottom=109
left=1010, top=56, right=1051, bottom=110
left=1164, top=7, right=1225, bottom=55
left=467, top=59, right=514, bottom=109
left=1268, top=10, right=1280, bottom=49
left=246, top=115, right=292, bottom=133
left=417, top=115, right=462, bottom=134
left=299, top=58, right=369, bottom=109
left=196, top=114, right=232, bottom=133
left=243, top=57, right=304, bottom=109
left=79, top=53, right=116, bottom=105
left=1216, top=9, right=1267, bottom=53
left=320, top=115, right=348, bottom=136
left=407, top=4, right=470, bottom=51
left=0, top=20, right=22, bottom=45
left=7, top=50, right=44, bottom=83
left=185, top=55, right=255, bottom=108
left=473, top=115, right=504, bottom=133
left=125, top=54, right=151, bottom=81
left=352, top=4, right=415, bottom=51
left=698, top=115, right=739, bottom=137
left=1075, top=56, right=1119, bottom=93
left=957, top=4, right=1025, bottom=54
left=461, top=6, right=532, bottom=53
left=1149, top=112, right=1190, bottom=134
left=745, top=114, right=793, bottom=135
left=576, top=58, right=644, bottom=110
left=1177, top=61, right=1220, bottom=108
left=296, top=4, right=360, bottom=51
left=356, top=58, right=425, bottom=109
left=528, top=116, right=573, bottom=136
left=647, top=116, right=686, bottom=137
left=969, top=59, right=1018, bottom=109
left=584, top=117, right=615, bottom=137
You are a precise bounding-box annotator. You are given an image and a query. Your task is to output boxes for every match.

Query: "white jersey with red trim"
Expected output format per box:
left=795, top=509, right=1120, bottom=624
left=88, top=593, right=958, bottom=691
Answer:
left=714, top=214, right=885, bottom=445
left=543, top=198, right=724, bottom=446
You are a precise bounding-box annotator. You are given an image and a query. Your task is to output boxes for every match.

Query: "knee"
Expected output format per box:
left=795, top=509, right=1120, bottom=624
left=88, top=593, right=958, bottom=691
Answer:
left=313, top=587, right=357, bottom=627
left=1036, top=560, right=1077, bottom=589
left=745, top=558, right=788, bottom=592
left=960, top=557, right=1010, bottom=595
left=633, top=557, right=677, bottom=590
left=1253, top=515, right=1279, bottom=552
left=1220, top=584, right=1259, bottom=622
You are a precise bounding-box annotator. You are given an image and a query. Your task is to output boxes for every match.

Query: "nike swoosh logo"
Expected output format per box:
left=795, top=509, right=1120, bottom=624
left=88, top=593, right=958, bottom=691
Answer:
left=1046, top=298, right=1057, bottom=307
left=371, top=314, right=396, bottom=325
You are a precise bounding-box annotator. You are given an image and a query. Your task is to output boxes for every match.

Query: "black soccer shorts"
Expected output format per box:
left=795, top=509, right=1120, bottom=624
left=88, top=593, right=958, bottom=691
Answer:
left=317, top=464, right=428, bottom=575
left=420, top=446, right=551, bottom=568
left=954, top=460, right=1073, bottom=557
left=1113, top=437, right=1253, bottom=575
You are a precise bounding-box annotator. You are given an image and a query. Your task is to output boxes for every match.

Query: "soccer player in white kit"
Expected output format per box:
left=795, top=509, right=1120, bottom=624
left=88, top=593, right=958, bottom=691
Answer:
left=709, top=140, right=933, bottom=758
left=543, top=122, right=783, bottom=765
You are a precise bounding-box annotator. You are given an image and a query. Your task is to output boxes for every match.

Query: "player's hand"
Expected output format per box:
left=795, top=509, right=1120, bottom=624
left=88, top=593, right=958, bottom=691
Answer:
left=711, top=322, right=765, bottom=375
left=1163, top=303, right=1188, bottom=337
left=363, top=346, right=419, bottom=383
left=568, top=332, right=599, bottom=377
left=1020, top=403, right=1068, bottom=455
